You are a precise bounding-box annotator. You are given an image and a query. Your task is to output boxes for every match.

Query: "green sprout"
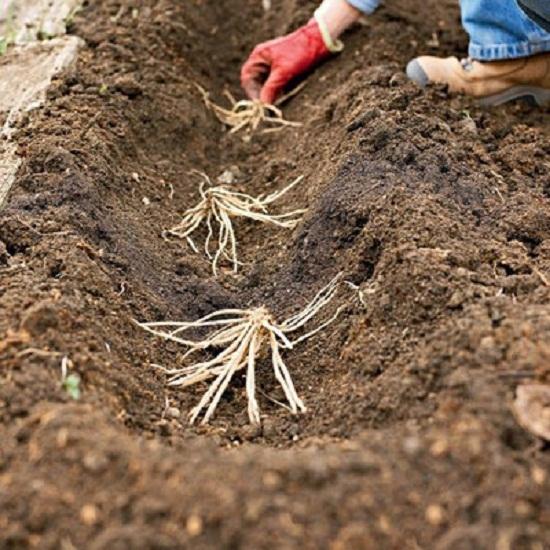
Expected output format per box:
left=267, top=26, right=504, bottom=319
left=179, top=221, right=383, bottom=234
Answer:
left=0, top=3, right=17, bottom=54
left=0, top=37, right=8, bottom=55
left=62, top=374, right=81, bottom=400
left=64, top=5, right=82, bottom=28
left=61, top=357, right=81, bottom=400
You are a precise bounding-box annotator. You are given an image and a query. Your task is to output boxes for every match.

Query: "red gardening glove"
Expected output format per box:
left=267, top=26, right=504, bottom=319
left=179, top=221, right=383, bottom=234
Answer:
left=241, top=18, right=331, bottom=104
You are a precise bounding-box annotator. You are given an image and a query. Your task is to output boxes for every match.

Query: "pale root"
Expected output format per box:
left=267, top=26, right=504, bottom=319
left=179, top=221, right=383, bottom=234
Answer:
left=195, top=84, right=302, bottom=135
left=164, top=171, right=306, bottom=276
left=138, top=274, right=344, bottom=424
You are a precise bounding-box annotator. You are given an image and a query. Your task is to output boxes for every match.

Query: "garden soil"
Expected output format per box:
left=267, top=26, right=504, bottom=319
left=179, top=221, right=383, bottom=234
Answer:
left=1, top=0, right=549, bottom=548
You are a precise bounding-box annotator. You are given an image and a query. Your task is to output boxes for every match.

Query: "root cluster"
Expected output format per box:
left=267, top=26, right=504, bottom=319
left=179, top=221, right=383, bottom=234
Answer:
left=164, top=171, right=305, bottom=276
left=196, top=84, right=301, bottom=134
left=140, top=81, right=343, bottom=426
left=139, top=274, right=343, bottom=424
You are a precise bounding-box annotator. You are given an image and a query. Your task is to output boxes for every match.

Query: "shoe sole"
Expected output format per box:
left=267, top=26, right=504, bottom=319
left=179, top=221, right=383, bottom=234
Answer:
left=406, top=59, right=550, bottom=107
left=478, top=86, right=550, bottom=107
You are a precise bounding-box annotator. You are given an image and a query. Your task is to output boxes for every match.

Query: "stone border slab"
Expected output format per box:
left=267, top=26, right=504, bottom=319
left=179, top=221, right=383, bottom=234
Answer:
left=1, top=0, right=82, bottom=44
left=0, top=142, right=21, bottom=207
left=0, top=36, right=81, bottom=116
left=0, top=36, right=81, bottom=209
left=0, top=0, right=82, bottom=209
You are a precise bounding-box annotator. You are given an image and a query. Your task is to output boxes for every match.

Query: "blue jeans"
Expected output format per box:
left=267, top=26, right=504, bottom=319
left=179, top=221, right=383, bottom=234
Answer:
left=346, top=0, right=550, bottom=60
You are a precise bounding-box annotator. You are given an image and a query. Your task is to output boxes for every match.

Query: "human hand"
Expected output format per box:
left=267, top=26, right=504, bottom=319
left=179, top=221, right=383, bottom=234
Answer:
left=240, top=19, right=333, bottom=104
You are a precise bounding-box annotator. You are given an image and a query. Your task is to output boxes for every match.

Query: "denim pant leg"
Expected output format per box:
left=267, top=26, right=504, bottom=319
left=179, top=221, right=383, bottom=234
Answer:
left=346, top=0, right=381, bottom=15
left=461, top=0, right=550, bottom=60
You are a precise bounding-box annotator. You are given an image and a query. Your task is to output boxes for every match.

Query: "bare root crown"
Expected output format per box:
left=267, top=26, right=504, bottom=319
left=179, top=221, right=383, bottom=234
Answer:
left=165, top=171, right=305, bottom=276
left=138, top=274, right=343, bottom=424
left=196, top=84, right=302, bottom=134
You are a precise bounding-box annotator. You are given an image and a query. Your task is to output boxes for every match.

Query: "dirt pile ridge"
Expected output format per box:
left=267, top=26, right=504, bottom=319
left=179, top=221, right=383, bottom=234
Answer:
left=0, top=0, right=549, bottom=548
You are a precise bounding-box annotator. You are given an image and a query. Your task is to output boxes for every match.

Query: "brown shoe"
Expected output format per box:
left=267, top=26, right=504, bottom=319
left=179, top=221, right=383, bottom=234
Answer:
left=406, top=53, right=550, bottom=106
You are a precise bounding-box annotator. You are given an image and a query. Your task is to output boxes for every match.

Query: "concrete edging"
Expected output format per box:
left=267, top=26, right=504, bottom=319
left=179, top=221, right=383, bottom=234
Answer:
left=0, top=0, right=82, bottom=209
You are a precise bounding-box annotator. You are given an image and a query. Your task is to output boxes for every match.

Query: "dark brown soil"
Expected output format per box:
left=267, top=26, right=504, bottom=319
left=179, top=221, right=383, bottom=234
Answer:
left=1, top=0, right=549, bottom=548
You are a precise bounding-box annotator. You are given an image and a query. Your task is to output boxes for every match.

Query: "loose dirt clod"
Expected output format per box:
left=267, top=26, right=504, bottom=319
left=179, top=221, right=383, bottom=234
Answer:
left=195, top=84, right=301, bottom=134
left=513, top=384, right=550, bottom=441
left=138, top=274, right=343, bottom=424
left=164, top=171, right=305, bottom=276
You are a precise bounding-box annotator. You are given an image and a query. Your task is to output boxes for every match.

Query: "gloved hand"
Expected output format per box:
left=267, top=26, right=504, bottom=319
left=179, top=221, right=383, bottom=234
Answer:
left=241, top=18, right=339, bottom=104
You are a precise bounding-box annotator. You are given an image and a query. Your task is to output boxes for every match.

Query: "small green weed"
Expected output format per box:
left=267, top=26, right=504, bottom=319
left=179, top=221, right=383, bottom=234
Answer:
left=0, top=3, right=17, bottom=55
left=61, top=357, right=81, bottom=400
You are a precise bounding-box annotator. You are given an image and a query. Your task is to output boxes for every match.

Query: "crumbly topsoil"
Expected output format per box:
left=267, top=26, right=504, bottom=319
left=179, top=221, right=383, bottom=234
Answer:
left=1, top=0, right=549, bottom=548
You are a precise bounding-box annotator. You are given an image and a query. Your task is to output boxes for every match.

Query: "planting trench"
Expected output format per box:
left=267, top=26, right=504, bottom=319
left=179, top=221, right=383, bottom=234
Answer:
left=0, top=0, right=549, bottom=548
